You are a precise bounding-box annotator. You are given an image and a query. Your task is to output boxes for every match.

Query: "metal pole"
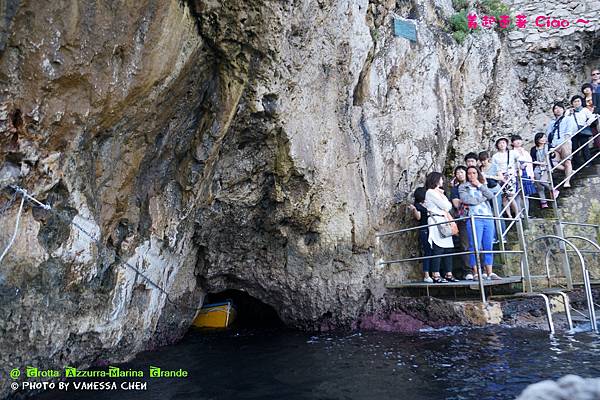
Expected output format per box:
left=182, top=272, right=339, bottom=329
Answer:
left=584, top=268, right=597, bottom=332
left=516, top=215, right=532, bottom=293
left=546, top=150, right=573, bottom=290
left=470, top=215, right=486, bottom=303
left=544, top=249, right=552, bottom=288
left=556, top=223, right=573, bottom=290
left=491, top=195, right=506, bottom=264
left=540, top=294, right=556, bottom=334
left=516, top=161, right=529, bottom=230
left=545, top=151, right=559, bottom=220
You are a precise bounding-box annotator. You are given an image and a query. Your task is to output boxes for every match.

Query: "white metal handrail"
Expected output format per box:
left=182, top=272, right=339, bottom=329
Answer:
left=549, top=114, right=599, bottom=173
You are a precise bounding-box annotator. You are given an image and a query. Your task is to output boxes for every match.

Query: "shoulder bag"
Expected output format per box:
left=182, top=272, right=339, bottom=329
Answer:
left=432, top=211, right=459, bottom=238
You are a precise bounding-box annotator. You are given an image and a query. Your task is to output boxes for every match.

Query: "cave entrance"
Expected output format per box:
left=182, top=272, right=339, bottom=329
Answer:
left=200, top=289, right=284, bottom=329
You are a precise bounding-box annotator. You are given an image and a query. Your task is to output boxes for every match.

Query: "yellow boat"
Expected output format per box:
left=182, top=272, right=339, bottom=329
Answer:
left=192, top=301, right=236, bottom=328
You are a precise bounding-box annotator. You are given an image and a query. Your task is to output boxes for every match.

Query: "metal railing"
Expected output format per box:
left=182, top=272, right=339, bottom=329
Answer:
left=377, top=214, right=529, bottom=304
left=377, top=115, right=600, bottom=330
left=549, top=114, right=600, bottom=190
left=522, top=234, right=596, bottom=332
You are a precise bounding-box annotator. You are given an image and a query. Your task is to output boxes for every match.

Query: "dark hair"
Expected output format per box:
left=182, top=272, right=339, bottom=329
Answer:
left=425, top=172, right=444, bottom=190
left=582, top=83, right=593, bottom=93
left=571, top=95, right=584, bottom=105
left=511, top=134, right=522, bottom=142
left=454, top=165, right=467, bottom=175
left=552, top=102, right=565, bottom=112
left=478, top=151, right=490, bottom=161
left=464, top=152, right=478, bottom=162
left=413, top=187, right=427, bottom=204
left=534, top=132, right=546, bottom=146
left=466, top=166, right=485, bottom=184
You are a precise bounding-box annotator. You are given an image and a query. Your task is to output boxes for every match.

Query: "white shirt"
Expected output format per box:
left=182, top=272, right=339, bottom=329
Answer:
left=571, top=107, right=595, bottom=135
left=513, top=147, right=534, bottom=179
left=425, top=189, right=454, bottom=248
left=491, top=150, right=519, bottom=175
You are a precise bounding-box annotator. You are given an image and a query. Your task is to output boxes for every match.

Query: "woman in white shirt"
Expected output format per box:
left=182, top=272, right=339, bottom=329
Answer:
left=491, top=137, right=519, bottom=218
left=424, top=172, right=458, bottom=283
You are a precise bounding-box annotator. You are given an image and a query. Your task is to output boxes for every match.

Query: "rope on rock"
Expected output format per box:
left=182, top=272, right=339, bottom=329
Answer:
left=2, top=185, right=189, bottom=310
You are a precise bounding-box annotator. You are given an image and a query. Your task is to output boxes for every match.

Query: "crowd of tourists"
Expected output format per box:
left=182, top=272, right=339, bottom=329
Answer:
left=408, top=69, right=600, bottom=283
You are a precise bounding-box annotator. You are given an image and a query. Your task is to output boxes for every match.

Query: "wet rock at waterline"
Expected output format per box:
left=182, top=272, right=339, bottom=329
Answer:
left=516, top=375, right=600, bottom=400
left=1, top=0, right=600, bottom=397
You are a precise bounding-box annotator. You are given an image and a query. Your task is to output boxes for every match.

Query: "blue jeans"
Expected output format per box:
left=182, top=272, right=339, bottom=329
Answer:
left=419, top=228, right=432, bottom=273
left=465, top=217, right=495, bottom=267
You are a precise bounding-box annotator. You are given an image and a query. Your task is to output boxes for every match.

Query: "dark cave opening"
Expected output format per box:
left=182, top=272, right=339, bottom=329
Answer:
left=201, top=289, right=284, bottom=329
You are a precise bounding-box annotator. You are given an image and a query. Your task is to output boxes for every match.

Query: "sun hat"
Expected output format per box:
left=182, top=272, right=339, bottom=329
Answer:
left=494, top=136, right=510, bottom=149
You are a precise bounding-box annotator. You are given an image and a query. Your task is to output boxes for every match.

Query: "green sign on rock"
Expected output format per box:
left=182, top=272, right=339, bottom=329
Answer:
left=393, top=17, right=417, bottom=42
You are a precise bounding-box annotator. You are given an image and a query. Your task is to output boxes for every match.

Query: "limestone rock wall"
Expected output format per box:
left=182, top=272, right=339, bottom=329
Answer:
left=0, top=0, right=599, bottom=395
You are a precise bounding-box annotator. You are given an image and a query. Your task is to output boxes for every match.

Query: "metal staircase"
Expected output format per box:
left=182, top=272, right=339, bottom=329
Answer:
left=377, top=117, right=600, bottom=333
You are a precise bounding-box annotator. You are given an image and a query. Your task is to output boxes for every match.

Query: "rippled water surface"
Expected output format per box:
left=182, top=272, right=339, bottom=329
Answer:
left=36, top=326, right=600, bottom=400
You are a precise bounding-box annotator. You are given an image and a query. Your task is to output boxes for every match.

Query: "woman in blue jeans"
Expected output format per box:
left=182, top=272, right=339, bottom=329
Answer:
left=459, top=166, right=502, bottom=280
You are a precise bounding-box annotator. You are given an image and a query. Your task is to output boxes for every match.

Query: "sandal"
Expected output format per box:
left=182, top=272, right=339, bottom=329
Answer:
left=445, top=275, right=460, bottom=282
left=432, top=277, right=448, bottom=283
left=487, top=273, right=502, bottom=280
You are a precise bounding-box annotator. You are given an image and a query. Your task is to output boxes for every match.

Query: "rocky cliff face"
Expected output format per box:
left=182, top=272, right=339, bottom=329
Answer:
left=1, top=0, right=599, bottom=393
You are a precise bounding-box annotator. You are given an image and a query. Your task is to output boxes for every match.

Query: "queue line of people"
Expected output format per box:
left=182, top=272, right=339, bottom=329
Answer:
left=408, top=70, right=600, bottom=282
left=410, top=165, right=501, bottom=283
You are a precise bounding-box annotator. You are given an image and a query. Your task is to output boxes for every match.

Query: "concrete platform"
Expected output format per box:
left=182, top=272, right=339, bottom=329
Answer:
left=386, top=275, right=523, bottom=289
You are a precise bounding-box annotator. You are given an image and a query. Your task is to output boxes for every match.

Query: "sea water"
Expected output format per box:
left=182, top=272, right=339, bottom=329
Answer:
left=35, top=326, right=600, bottom=400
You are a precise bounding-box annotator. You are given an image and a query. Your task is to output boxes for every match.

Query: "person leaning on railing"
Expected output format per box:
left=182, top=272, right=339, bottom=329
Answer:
left=458, top=166, right=502, bottom=280
left=545, top=102, right=575, bottom=188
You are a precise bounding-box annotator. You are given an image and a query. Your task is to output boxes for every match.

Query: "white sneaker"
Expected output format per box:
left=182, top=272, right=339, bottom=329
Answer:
left=423, top=277, right=433, bottom=283
left=465, top=273, right=474, bottom=280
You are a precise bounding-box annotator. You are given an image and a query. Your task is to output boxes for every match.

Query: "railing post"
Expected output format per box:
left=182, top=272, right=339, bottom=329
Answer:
left=556, top=223, right=573, bottom=290
left=516, top=161, right=529, bottom=230
left=516, top=215, right=532, bottom=293
left=545, top=151, right=559, bottom=221
left=470, top=215, right=486, bottom=304
left=491, top=195, right=506, bottom=264
left=545, top=150, right=573, bottom=290
left=584, top=266, right=597, bottom=332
